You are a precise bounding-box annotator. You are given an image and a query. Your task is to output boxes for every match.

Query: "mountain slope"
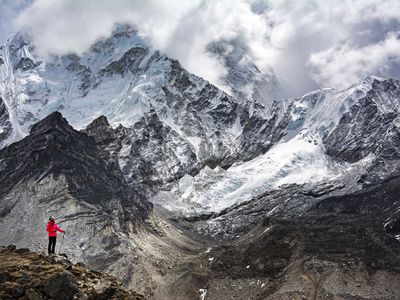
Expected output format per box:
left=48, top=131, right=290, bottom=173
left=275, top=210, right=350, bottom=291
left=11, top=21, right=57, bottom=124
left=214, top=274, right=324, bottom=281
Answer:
left=0, top=112, right=154, bottom=282
left=153, top=77, right=400, bottom=217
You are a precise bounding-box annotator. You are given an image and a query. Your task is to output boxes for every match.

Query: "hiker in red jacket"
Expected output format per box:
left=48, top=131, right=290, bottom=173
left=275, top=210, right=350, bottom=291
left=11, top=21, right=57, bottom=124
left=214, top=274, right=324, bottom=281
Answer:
left=46, top=216, right=65, bottom=255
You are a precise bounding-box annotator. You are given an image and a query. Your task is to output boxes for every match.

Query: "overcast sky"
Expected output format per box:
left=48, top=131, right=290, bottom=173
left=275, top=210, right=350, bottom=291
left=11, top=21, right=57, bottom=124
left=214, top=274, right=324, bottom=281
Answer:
left=1, top=0, right=400, bottom=97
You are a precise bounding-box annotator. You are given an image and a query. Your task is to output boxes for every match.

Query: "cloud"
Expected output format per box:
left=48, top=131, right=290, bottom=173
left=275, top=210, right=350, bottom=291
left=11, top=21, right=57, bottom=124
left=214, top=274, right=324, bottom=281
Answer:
left=255, top=0, right=400, bottom=93
left=309, top=32, right=400, bottom=88
left=12, top=0, right=400, bottom=96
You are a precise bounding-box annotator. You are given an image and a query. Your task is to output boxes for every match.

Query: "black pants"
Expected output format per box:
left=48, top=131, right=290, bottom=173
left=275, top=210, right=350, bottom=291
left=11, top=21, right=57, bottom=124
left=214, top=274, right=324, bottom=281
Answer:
left=48, top=236, right=56, bottom=254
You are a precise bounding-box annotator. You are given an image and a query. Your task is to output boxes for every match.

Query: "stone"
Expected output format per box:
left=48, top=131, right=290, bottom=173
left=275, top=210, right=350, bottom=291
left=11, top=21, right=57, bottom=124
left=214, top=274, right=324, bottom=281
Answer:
left=11, top=284, right=26, bottom=297
left=43, top=271, right=78, bottom=300
left=6, top=244, right=16, bottom=251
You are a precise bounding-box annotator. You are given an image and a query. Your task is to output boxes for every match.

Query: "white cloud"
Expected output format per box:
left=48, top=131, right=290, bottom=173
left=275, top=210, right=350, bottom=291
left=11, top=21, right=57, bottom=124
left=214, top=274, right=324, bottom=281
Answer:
left=11, top=0, right=400, bottom=96
left=256, top=0, right=400, bottom=93
left=309, top=32, right=400, bottom=88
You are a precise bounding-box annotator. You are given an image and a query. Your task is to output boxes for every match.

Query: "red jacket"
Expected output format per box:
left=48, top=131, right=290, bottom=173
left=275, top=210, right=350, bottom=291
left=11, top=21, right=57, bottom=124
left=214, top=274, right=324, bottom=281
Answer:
left=46, top=221, right=65, bottom=237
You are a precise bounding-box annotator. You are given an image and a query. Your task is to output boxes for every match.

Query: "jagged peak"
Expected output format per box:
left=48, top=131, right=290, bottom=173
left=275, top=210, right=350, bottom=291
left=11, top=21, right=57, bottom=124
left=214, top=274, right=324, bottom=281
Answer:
left=85, top=115, right=111, bottom=131
left=29, top=111, right=74, bottom=135
left=111, top=23, right=138, bottom=37
left=361, top=75, right=385, bottom=85
left=8, top=30, right=31, bottom=44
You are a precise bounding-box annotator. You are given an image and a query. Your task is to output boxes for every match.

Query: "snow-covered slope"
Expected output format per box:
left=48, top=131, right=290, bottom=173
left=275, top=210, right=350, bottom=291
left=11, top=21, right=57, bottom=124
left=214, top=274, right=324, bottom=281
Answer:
left=2, top=25, right=400, bottom=222
left=151, top=134, right=341, bottom=215
left=0, top=26, right=169, bottom=143
left=153, top=77, right=400, bottom=216
left=0, top=25, right=287, bottom=192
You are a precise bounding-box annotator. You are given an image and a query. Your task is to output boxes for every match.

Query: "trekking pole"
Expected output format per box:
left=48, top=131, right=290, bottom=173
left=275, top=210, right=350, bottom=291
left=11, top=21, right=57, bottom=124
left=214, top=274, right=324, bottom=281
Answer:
left=44, top=232, right=48, bottom=254
left=58, top=232, right=65, bottom=255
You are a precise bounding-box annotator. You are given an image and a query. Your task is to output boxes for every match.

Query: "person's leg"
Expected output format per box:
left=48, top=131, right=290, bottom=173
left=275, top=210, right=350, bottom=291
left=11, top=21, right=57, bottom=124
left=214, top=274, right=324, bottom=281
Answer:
left=51, top=237, right=57, bottom=254
left=48, top=237, right=52, bottom=254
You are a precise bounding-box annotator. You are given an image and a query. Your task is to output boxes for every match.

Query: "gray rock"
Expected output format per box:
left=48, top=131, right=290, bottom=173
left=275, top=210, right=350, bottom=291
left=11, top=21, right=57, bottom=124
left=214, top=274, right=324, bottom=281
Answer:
left=43, top=271, right=78, bottom=300
left=6, top=244, right=16, bottom=251
left=11, top=284, right=25, bottom=297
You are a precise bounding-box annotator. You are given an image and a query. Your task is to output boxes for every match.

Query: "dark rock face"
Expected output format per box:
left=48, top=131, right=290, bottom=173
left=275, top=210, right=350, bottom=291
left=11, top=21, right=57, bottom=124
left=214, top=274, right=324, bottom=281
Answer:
left=238, top=100, right=292, bottom=162
left=169, top=174, right=400, bottom=299
left=314, top=175, right=400, bottom=241
left=0, top=97, right=12, bottom=145
left=171, top=210, right=400, bottom=299
left=186, top=181, right=341, bottom=239
left=324, top=96, right=397, bottom=162
left=15, top=57, right=40, bottom=71
left=66, top=60, right=95, bottom=95
left=191, top=172, right=400, bottom=244
left=101, top=47, right=151, bottom=77
left=323, top=79, right=400, bottom=185
left=0, top=111, right=151, bottom=226
left=84, top=111, right=198, bottom=196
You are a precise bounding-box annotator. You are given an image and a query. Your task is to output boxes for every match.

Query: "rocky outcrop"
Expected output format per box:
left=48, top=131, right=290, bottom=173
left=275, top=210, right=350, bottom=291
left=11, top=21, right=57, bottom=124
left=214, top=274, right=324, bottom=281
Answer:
left=0, top=245, right=145, bottom=300
left=0, top=111, right=151, bottom=222
left=324, top=79, right=400, bottom=162
left=84, top=111, right=198, bottom=197
left=323, top=78, right=400, bottom=184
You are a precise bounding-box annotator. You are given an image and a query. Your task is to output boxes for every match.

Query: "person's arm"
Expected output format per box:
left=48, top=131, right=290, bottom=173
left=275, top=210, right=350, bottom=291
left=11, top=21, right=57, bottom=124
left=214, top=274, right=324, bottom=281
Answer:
left=46, top=223, right=50, bottom=232
left=55, top=225, right=65, bottom=233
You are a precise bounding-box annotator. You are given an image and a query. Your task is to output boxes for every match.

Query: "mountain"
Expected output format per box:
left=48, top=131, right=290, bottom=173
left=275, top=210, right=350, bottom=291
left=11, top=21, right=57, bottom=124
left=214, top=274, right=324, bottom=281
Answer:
left=152, top=77, right=400, bottom=220
left=1, top=109, right=399, bottom=299
left=0, top=111, right=156, bottom=285
left=0, top=26, right=289, bottom=196
left=1, top=24, right=400, bottom=299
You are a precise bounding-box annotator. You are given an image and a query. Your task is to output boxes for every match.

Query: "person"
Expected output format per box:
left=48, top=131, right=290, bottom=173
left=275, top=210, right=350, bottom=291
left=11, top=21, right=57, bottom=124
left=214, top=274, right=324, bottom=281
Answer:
left=46, top=216, right=65, bottom=255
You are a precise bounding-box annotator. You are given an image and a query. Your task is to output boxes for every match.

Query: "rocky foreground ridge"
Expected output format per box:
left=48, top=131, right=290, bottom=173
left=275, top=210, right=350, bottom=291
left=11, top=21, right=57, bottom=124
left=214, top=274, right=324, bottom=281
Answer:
left=0, top=245, right=145, bottom=300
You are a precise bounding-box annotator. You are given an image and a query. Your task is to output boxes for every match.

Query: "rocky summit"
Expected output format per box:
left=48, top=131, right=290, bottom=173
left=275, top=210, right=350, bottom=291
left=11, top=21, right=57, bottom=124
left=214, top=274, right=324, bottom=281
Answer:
left=0, top=245, right=145, bottom=300
left=0, top=23, right=400, bottom=300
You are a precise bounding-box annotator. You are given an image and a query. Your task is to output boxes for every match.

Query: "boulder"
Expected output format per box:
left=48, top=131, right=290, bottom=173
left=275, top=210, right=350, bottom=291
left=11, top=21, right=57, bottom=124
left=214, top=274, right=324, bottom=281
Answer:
left=43, top=271, right=78, bottom=300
